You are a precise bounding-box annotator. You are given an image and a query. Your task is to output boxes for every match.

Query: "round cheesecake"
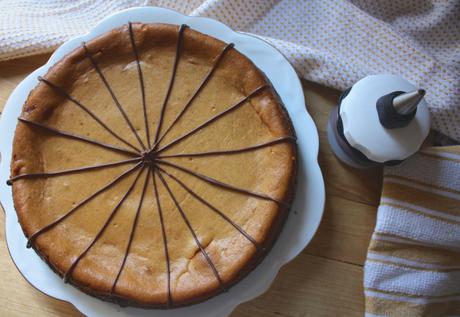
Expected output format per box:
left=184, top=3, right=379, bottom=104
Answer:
left=9, top=23, right=296, bottom=308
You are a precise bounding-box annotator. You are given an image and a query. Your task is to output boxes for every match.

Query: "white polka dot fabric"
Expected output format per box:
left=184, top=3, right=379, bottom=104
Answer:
left=1, top=0, right=459, bottom=140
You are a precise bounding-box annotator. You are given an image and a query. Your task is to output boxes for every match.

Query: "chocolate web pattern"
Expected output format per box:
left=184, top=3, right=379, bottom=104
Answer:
left=7, top=22, right=296, bottom=307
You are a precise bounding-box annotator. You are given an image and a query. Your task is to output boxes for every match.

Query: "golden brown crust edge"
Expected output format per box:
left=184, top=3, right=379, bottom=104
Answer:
left=10, top=23, right=297, bottom=308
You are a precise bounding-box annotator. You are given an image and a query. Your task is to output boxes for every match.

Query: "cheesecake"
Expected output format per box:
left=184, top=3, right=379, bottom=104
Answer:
left=8, top=23, right=296, bottom=308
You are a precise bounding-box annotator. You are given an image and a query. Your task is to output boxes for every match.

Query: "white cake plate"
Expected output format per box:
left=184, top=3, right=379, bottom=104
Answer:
left=0, top=7, right=325, bottom=317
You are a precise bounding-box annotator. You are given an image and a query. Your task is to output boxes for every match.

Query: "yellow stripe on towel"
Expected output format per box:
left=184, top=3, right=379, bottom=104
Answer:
left=365, top=146, right=460, bottom=317
left=365, top=294, right=460, bottom=317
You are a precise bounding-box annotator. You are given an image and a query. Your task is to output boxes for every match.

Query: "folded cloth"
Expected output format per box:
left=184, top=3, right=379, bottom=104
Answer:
left=365, top=146, right=460, bottom=316
left=0, top=0, right=459, bottom=141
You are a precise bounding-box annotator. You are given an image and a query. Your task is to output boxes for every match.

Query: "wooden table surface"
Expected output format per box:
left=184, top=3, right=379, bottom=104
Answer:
left=0, top=54, right=382, bottom=317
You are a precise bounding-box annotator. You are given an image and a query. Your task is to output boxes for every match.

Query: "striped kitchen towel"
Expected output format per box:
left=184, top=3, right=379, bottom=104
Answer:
left=365, top=146, right=460, bottom=316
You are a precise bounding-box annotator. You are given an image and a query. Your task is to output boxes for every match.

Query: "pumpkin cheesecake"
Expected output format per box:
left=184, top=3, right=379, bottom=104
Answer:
left=8, top=23, right=296, bottom=308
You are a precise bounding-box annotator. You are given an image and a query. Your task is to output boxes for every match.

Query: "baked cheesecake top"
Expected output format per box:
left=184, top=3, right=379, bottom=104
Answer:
left=8, top=23, right=296, bottom=308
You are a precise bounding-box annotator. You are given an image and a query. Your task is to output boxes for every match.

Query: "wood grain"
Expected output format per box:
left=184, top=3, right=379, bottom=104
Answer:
left=0, top=54, right=381, bottom=317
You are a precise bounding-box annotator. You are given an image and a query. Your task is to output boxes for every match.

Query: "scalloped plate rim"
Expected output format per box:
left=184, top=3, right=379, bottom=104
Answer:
left=0, top=6, right=325, bottom=317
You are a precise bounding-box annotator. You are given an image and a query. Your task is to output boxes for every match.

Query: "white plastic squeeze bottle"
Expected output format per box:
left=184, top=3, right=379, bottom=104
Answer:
left=327, top=74, right=431, bottom=168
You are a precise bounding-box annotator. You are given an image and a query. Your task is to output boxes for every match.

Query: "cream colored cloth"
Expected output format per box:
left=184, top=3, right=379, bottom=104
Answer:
left=0, top=0, right=459, bottom=141
left=365, top=146, right=460, bottom=316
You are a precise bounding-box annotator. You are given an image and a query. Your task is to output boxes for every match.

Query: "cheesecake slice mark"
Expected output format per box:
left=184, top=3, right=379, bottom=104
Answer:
left=152, top=42, right=234, bottom=150
left=157, top=169, right=226, bottom=291
left=8, top=156, right=141, bottom=184
left=83, top=42, right=147, bottom=151
left=128, top=22, right=151, bottom=148
left=152, top=24, right=188, bottom=146
left=25, top=162, right=143, bottom=248
left=155, top=84, right=269, bottom=154
left=152, top=168, right=173, bottom=308
left=63, top=166, right=145, bottom=283
left=111, top=168, right=150, bottom=295
left=15, top=118, right=139, bottom=157
left=157, top=165, right=263, bottom=251
left=38, top=77, right=141, bottom=153
left=157, top=136, right=295, bottom=159
left=155, top=159, right=287, bottom=206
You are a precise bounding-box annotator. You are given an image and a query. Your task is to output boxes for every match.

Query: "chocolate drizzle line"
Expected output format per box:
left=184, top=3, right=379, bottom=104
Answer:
left=152, top=43, right=234, bottom=149
left=128, top=22, right=151, bottom=147
left=155, top=159, right=287, bottom=206
left=8, top=157, right=141, bottom=185
left=63, top=166, right=145, bottom=283
left=156, top=169, right=226, bottom=291
left=151, top=168, right=172, bottom=308
left=157, top=166, right=262, bottom=251
left=17, top=118, right=139, bottom=157
left=158, top=136, right=296, bottom=159
left=152, top=24, right=188, bottom=146
left=82, top=42, right=147, bottom=151
left=10, top=23, right=297, bottom=307
left=111, top=168, right=150, bottom=294
left=26, top=162, right=142, bottom=248
left=38, top=77, right=141, bottom=153
left=155, top=84, right=269, bottom=154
